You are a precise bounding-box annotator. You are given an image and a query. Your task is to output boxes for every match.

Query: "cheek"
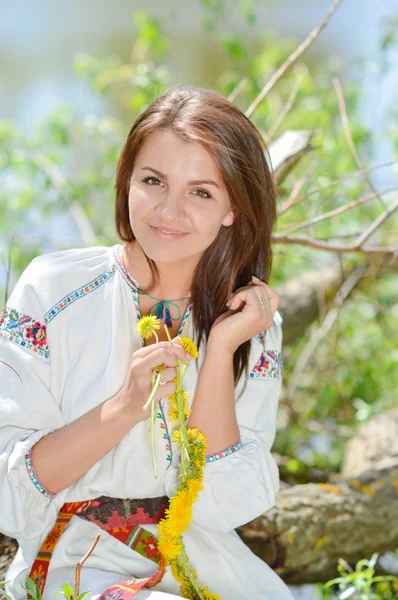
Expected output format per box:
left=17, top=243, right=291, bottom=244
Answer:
left=128, top=189, right=156, bottom=216
left=191, top=206, right=225, bottom=237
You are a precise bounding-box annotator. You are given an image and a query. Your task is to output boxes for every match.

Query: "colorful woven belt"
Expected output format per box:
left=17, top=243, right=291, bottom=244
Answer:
left=28, top=495, right=169, bottom=599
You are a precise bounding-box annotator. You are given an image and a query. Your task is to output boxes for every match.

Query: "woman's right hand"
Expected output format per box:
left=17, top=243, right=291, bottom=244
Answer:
left=118, top=337, right=194, bottom=423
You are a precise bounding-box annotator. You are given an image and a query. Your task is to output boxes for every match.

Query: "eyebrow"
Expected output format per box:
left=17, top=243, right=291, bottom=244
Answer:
left=140, top=166, right=220, bottom=189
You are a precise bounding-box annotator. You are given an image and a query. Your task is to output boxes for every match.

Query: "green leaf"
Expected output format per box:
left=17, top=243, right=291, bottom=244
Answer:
left=0, top=581, right=13, bottom=600
left=339, top=586, right=356, bottom=599
left=21, top=577, right=42, bottom=600
left=76, top=592, right=92, bottom=600
left=61, top=582, right=74, bottom=597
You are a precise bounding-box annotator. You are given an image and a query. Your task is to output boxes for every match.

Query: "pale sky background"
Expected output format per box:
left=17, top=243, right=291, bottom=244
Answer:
left=1, top=0, right=397, bottom=149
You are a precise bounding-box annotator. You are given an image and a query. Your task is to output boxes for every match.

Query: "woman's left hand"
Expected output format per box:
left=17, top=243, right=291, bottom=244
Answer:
left=208, top=276, right=280, bottom=355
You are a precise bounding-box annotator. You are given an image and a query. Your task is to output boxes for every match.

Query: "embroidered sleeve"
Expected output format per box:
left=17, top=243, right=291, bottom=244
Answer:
left=0, top=256, right=69, bottom=540
left=0, top=304, right=49, bottom=359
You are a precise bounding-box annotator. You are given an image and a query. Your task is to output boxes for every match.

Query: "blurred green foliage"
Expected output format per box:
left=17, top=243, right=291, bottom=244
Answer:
left=0, top=2, right=397, bottom=482
left=317, top=553, right=398, bottom=599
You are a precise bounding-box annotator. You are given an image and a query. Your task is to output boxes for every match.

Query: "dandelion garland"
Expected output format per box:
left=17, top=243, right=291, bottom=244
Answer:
left=136, top=315, right=220, bottom=600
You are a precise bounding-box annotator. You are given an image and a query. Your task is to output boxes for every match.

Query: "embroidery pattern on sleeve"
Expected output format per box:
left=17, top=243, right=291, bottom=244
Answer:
left=250, top=348, right=283, bottom=379
left=206, top=439, right=243, bottom=463
left=25, top=448, right=56, bottom=498
left=0, top=305, right=49, bottom=359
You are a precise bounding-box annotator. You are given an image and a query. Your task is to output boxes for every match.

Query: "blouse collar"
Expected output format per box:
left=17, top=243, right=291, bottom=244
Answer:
left=112, top=244, right=140, bottom=291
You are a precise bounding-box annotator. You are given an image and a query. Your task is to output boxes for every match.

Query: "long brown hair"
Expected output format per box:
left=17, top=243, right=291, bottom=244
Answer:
left=114, top=85, right=277, bottom=394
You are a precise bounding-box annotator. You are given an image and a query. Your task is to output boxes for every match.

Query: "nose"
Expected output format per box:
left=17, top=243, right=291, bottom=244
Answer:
left=155, top=190, right=186, bottom=220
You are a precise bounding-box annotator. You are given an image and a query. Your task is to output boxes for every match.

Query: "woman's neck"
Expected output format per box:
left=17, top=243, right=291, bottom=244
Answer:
left=122, top=241, right=192, bottom=301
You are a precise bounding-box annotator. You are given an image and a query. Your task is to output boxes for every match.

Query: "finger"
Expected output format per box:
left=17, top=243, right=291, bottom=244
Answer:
left=146, top=347, right=191, bottom=369
left=154, top=380, right=176, bottom=400
left=229, top=280, right=278, bottom=304
left=137, top=340, right=192, bottom=362
left=227, top=287, right=262, bottom=311
left=149, top=366, right=176, bottom=385
left=228, top=286, right=276, bottom=316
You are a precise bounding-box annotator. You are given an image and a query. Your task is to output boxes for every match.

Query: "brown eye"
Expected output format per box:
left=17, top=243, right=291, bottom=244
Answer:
left=193, top=188, right=212, bottom=199
left=143, top=176, right=162, bottom=186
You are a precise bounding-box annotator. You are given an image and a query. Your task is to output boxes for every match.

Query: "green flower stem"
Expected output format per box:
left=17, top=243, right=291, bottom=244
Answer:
left=163, top=325, right=191, bottom=482
left=174, top=548, right=205, bottom=600
left=143, top=366, right=163, bottom=410
left=145, top=365, right=162, bottom=478
left=150, top=368, right=158, bottom=479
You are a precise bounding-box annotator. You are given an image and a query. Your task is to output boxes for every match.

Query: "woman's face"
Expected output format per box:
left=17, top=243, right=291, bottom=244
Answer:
left=128, top=128, right=234, bottom=268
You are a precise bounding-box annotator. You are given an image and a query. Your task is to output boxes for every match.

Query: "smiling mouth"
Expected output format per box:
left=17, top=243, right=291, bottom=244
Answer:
left=149, top=225, right=189, bottom=238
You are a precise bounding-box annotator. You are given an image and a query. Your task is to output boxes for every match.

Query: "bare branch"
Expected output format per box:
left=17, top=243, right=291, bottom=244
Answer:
left=286, top=160, right=398, bottom=210
left=278, top=185, right=398, bottom=236
left=286, top=265, right=368, bottom=402
left=352, top=196, right=398, bottom=248
left=272, top=232, right=398, bottom=256
left=245, top=0, right=343, bottom=118
left=278, top=158, right=318, bottom=215
left=332, top=76, right=388, bottom=209
left=265, top=77, right=302, bottom=141
left=227, top=76, right=249, bottom=103
left=74, top=534, right=100, bottom=598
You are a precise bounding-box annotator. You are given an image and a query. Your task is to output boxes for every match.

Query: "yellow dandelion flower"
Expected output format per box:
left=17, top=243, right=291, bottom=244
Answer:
left=179, top=336, right=199, bottom=359
left=174, top=488, right=191, bottom=508
left=170, top=560, right=183, bottom=583
left=193, top=454, right=204, bottom=466
left=167, top=489, right=192, bottom=518
left=157, top=519, right=173, bottom=540
left=187, top=428, right=207, bottom=447
left=165, top=390, right=177, bottom=403
left=162, top=514, right=189, bottom=539
left=169, top=405, right=191, bottom=424
left=157, top=537, right=183, bottom=561
left=179, top=580, right=197, bottom=598
left=164, top=494, right=193, bottom=537
left=199, top=586, right=221, bottom=600
left=191, top=461, right=204, bottom=482
left=172, top=429, right=181, bottom=445
left=189, top=444, right=207, bottom=467
left=186, top=478, right=204, bottom=502
left=168, top=397, right=179, bottom=424
left=137, top=315, right=161, bottom=340
left=168, top=393, right=191, bottom=424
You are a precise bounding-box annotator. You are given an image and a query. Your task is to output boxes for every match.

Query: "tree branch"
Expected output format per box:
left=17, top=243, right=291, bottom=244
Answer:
left=245, top=0, right=343, bottom=118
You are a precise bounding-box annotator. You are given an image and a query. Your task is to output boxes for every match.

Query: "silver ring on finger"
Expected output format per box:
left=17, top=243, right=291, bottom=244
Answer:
left=256, top=291, right=270, bottom=311
left=150, top=372, right=167, bottom=386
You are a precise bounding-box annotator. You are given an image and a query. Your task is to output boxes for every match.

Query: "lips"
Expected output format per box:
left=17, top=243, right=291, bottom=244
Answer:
left=149, top=225, right=189, bottom=239
left=151, top=225, right=188, bottom=234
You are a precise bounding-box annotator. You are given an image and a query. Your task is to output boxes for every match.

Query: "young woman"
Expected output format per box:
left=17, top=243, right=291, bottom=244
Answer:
left=0, top=86, right=294, bottom=600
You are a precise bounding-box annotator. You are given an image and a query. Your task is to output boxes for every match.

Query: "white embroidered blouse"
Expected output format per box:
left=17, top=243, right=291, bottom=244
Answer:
left=0, top=244, right=294, bottom=600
